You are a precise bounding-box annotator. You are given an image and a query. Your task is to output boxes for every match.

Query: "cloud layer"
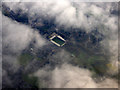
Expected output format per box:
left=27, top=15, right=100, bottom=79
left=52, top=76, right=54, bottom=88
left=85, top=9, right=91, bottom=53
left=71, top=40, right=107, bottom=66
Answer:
left=3, top=1, right=118, bottom=31
left=33, top=63, right=118, bottom=88
left=2, top=15, right=46, bottom=53
left=2, top=13, right=47, bottom=88
left=2, top=1, right=119, bottom=88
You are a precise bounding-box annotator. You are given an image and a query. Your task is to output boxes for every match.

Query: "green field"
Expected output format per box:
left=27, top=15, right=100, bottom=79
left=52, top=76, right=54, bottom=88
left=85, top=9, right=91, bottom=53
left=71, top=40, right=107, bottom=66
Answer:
left=64, top=42, right=108, bottom=76
left=52, top=37, right=65, bottom=46
left=23, top=74, right=39, bottom=88
left=18, top=53, right=33, bottom=66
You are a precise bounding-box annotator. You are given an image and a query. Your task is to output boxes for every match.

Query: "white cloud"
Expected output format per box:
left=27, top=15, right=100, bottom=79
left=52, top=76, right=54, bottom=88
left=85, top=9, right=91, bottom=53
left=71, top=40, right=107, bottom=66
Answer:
left=97, top=78, right=118, bottom=88
left=3, top=1, right=118, bottom=32
left=49, top=49, right=72, bottom=64
left=50, top=64, right=97, bottom=88
left=2, top=15, right=46, bottom=53
left=3, top=55, right=20, bottom=73
left=33, top=63, right=118, bottom=88
left=2, top=1, right=119, bottom=88
left=2, top=13, right=47, bottom=88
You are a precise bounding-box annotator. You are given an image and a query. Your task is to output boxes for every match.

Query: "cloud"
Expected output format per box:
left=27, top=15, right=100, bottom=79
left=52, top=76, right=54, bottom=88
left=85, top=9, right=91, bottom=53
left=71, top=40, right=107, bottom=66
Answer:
left=3, top=1, right=117, bottom=31
left=2, top=69, right=13, bottom=87
left=49, top=49, right=72, bottom=65
left=3, top=1, right=118, bottom=56
left=33, top=63, right=118, bottom=88
left=2, top=15, right=46, bottom=53
left=2, top=1, right=119, bottom=88
left=2, top=14, right=47, bottom=87
left=97, top=78, right=118, bottom=88
left=50, top=64, right=97, bottom=88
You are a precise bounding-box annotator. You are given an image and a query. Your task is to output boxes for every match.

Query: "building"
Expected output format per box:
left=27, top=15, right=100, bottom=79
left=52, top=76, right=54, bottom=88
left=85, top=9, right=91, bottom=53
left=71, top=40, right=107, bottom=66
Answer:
left=49, top=33, right=66, bottom=47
